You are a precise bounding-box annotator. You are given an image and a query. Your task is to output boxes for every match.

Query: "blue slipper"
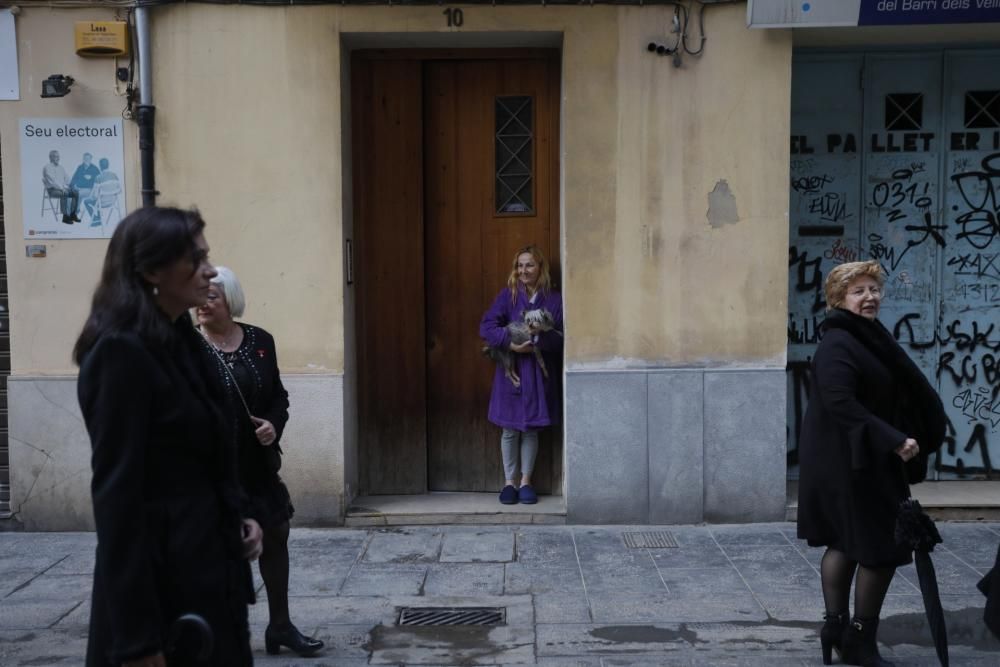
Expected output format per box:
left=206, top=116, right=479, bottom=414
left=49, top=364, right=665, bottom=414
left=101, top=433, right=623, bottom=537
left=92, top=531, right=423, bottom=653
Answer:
left=499, top=485, right=519, bottom=505
left=518, top=484, right=537, bottom=504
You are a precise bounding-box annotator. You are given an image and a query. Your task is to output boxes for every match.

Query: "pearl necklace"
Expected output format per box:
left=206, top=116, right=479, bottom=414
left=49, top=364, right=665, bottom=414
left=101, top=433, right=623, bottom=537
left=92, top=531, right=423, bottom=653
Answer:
left=201, top=324, right=241, bottom=355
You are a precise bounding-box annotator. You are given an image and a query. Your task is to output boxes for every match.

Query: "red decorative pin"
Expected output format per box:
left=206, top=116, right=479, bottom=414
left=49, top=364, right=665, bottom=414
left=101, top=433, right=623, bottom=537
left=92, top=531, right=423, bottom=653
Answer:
left=257, top=349, right=266, bottom=358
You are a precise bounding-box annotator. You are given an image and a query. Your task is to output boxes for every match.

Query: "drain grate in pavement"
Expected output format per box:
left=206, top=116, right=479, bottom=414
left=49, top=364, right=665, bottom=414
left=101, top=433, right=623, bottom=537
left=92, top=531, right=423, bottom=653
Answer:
left=397, top=607, right=506, bottom=626
left=623, top=531, right=679, bottom=549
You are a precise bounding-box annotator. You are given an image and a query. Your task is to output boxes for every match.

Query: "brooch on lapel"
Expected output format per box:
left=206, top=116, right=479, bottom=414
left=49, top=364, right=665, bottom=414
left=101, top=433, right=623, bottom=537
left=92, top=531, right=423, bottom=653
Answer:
left=257, top=349, right=266, bottom=358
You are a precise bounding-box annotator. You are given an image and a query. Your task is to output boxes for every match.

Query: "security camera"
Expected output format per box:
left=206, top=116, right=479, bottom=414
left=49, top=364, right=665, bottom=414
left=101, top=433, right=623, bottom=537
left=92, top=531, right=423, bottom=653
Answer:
left=41, top=74, right=75, bottom=99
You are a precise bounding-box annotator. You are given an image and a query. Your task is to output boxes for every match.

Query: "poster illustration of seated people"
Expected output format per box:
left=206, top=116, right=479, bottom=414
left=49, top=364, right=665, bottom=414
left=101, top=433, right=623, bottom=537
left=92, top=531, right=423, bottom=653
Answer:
left=19, top=117, right=126, bottom=239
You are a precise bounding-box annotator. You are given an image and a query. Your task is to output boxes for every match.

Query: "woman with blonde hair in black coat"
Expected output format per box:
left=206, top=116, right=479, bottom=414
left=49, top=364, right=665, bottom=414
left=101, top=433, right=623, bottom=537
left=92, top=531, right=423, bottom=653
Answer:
left=797, top=260, right=945, bottom=667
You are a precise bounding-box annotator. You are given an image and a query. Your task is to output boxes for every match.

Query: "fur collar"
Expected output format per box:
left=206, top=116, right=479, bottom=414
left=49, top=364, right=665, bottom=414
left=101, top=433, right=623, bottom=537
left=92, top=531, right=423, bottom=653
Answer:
left=822, top=309, right=917, bottom=382
left=822, top=308, right=946, bottom=481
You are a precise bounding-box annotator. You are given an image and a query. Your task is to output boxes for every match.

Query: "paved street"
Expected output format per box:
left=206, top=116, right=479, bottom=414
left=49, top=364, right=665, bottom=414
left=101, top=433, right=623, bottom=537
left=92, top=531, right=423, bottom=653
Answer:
left=1, top=522, right=998, bottom=666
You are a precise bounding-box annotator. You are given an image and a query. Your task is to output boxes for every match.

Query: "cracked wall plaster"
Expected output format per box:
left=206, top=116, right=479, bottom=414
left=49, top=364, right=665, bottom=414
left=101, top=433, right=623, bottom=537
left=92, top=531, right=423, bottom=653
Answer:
left=707, top=179, right=740, bottom=228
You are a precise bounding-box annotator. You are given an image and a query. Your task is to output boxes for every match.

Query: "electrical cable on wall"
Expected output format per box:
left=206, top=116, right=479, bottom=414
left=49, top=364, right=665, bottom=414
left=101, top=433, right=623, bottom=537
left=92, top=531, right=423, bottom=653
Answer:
left=112, top=9, right=136, bottom=106
left=120, top=7, right=137, bottom=120
left=645, top=0, right=739, bottom=67
left=647, top=4, right=685, bottom=67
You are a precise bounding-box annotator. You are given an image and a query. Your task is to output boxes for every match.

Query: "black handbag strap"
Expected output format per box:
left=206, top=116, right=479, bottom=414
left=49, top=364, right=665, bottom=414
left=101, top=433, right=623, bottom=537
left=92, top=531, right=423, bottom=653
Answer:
left=202, top=336, right=254, bottom=423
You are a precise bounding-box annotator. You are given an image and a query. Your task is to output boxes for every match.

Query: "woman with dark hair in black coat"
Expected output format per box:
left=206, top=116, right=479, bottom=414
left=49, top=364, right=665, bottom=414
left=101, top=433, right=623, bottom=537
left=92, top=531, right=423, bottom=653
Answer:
left=75, top=207, right=263, bottom=667
left=797, top=260, right=945, bottom=667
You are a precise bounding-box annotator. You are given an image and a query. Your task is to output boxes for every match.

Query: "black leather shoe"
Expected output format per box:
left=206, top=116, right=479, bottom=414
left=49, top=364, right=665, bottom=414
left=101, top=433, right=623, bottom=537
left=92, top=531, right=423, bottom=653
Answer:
left=841, top=617, right=895, bottom=667
left=820, top=611, right=848, bottom=665
left=264, top=623, right=324, bottom=657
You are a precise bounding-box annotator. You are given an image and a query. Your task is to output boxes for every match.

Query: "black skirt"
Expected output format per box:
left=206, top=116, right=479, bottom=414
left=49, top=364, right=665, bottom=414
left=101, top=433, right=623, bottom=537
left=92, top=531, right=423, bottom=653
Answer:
left=245, top=472, right=295, bottom=531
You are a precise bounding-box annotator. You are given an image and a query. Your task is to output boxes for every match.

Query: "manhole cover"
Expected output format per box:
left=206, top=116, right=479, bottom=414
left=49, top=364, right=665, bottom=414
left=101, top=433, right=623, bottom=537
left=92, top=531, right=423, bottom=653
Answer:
left=398, top=607, right=506, bottom=626
left=623, top=531, right=679, bottom=548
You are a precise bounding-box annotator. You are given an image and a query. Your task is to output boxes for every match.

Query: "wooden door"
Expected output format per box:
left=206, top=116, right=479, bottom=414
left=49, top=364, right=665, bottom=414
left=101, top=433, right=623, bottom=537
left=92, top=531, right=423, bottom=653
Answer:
left=353, top=58, right=427, bottom=495
left=353, top=50, right=560, bottom=495
left=424, top=58, right=560, bottom=492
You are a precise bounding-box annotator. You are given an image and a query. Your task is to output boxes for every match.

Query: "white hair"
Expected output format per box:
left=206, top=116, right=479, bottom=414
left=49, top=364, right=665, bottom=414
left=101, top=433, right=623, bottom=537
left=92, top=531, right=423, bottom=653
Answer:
left=211, top=266, right=246, bottom=318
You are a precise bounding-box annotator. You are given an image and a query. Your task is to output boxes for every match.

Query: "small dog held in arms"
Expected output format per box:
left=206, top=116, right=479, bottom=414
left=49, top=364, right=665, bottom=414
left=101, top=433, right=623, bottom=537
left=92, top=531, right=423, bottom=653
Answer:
left=482, top=308, right=559, bottom=388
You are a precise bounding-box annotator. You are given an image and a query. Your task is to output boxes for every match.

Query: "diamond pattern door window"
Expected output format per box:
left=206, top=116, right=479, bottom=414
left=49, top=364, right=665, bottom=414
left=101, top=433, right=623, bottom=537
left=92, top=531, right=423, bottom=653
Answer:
left=964, top=90, right=1000, bottom=128
left=495, top=96, right=534, bottom=215
left=885, top=93, right=923, bottom=131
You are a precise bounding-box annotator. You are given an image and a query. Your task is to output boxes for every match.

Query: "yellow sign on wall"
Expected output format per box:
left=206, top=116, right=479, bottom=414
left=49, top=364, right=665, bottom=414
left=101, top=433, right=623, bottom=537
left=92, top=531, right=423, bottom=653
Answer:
left=74, top=21, right=129, bottom=57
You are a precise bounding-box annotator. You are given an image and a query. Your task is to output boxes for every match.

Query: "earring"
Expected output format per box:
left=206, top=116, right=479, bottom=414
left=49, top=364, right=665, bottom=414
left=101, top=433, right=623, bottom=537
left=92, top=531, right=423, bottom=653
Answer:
left=152, top=286, right=159, bottom=296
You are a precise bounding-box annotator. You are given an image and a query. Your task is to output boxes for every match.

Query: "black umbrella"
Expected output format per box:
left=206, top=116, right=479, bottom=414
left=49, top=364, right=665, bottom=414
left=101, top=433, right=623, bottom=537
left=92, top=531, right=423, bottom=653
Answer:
left=166, top=613, right=215, bottom=664
left=895, top=498, right=948, bottom=667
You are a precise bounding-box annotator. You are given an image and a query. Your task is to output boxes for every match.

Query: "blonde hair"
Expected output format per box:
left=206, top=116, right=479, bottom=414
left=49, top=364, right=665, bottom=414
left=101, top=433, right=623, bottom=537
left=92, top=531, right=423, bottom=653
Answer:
left=824, top=260, right=884, bottom=311
left=506, top=245, right=552, bottom=303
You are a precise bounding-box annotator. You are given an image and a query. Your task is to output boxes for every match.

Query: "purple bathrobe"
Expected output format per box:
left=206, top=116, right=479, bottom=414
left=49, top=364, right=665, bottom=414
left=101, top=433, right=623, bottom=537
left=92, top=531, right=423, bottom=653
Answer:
left=479, top=285, right=563, bottom=431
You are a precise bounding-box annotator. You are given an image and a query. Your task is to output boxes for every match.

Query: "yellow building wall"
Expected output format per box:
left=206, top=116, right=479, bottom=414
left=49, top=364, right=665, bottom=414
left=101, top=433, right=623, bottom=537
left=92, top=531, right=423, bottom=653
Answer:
left=152, top=6, right=345, bottom=372
left=1, top=8, right=142, bottom=375
left=599, top=9, right=792, bottom=366
left=3, top=3, right=792, bottom=376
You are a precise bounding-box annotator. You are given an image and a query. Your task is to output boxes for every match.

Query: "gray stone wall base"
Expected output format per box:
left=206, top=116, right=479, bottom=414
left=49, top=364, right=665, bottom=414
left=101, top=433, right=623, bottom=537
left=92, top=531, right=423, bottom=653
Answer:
left=8, top=374, right=346, bottom=531
left=280, top=375, right=346, bottom=525
left=9, top=367, right=784, bottom=529
left=565, top=368, right=786, bottom=524
left=8, top=377, right=93, bottom=531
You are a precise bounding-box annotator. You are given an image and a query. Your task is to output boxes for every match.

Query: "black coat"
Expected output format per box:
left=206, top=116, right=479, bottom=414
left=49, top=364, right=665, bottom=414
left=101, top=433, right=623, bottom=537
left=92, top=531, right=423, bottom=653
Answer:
left=797, top=309, right=945, bottom=568
left=980, top=543, right=1000, bottom=639
left=201, top=323, right=294, bottom=530
left=78, top=323, right=253, bottom=666
left=234, top=325, right=288, bottom=438
left=201, top=324, right=289, bottom=495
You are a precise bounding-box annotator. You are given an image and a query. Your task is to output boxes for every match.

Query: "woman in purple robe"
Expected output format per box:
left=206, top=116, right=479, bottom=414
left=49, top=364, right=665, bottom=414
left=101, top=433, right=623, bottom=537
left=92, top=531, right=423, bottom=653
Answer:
left=479, top=245, right=563, bottom=505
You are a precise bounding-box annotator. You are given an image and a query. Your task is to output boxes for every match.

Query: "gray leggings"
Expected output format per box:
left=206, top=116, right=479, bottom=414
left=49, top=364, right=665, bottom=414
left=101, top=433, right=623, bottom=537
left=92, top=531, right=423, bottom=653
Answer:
left=501, top=428, right=539, bottom=481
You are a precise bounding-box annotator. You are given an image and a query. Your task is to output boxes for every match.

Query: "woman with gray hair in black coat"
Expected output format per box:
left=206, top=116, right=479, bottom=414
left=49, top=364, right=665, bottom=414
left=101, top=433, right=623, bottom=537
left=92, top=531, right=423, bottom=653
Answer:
left=195, top=266, right=323, bottom=658
left=797, top=260, right=945, bottom=667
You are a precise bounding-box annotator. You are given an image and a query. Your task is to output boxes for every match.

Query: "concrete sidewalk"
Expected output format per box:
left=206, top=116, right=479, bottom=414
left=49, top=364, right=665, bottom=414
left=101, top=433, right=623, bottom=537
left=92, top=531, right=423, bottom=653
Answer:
left=1, top=523, right=999, bottom=666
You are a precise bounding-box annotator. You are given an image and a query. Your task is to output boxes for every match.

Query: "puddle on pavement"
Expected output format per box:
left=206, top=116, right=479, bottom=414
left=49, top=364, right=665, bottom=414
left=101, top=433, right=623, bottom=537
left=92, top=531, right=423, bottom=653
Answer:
left=366, top=624, right=526, bottom=666
left=386, top=552, right=433, bottom=564
left=585, top=607, right=1000, bottom=651
left=880, top=607, right=1000, bottom=651
left=589, top=625, right=703, bottom=645
left=367, top=624, right=501, bottom=651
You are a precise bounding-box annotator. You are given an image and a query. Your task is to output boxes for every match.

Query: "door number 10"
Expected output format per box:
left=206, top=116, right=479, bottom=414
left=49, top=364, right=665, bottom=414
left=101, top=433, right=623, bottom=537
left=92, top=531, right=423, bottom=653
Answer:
left=443, top=8, right=464, bottom=27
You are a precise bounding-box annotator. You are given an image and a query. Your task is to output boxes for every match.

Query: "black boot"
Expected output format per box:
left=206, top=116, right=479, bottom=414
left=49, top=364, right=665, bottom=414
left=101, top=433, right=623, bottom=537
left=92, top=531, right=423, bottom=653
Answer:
left=820, top=611, right=849, bottom=665
left=264, top=623, right=324, bottom=657
left=841, top=616, right=895, bottom=667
